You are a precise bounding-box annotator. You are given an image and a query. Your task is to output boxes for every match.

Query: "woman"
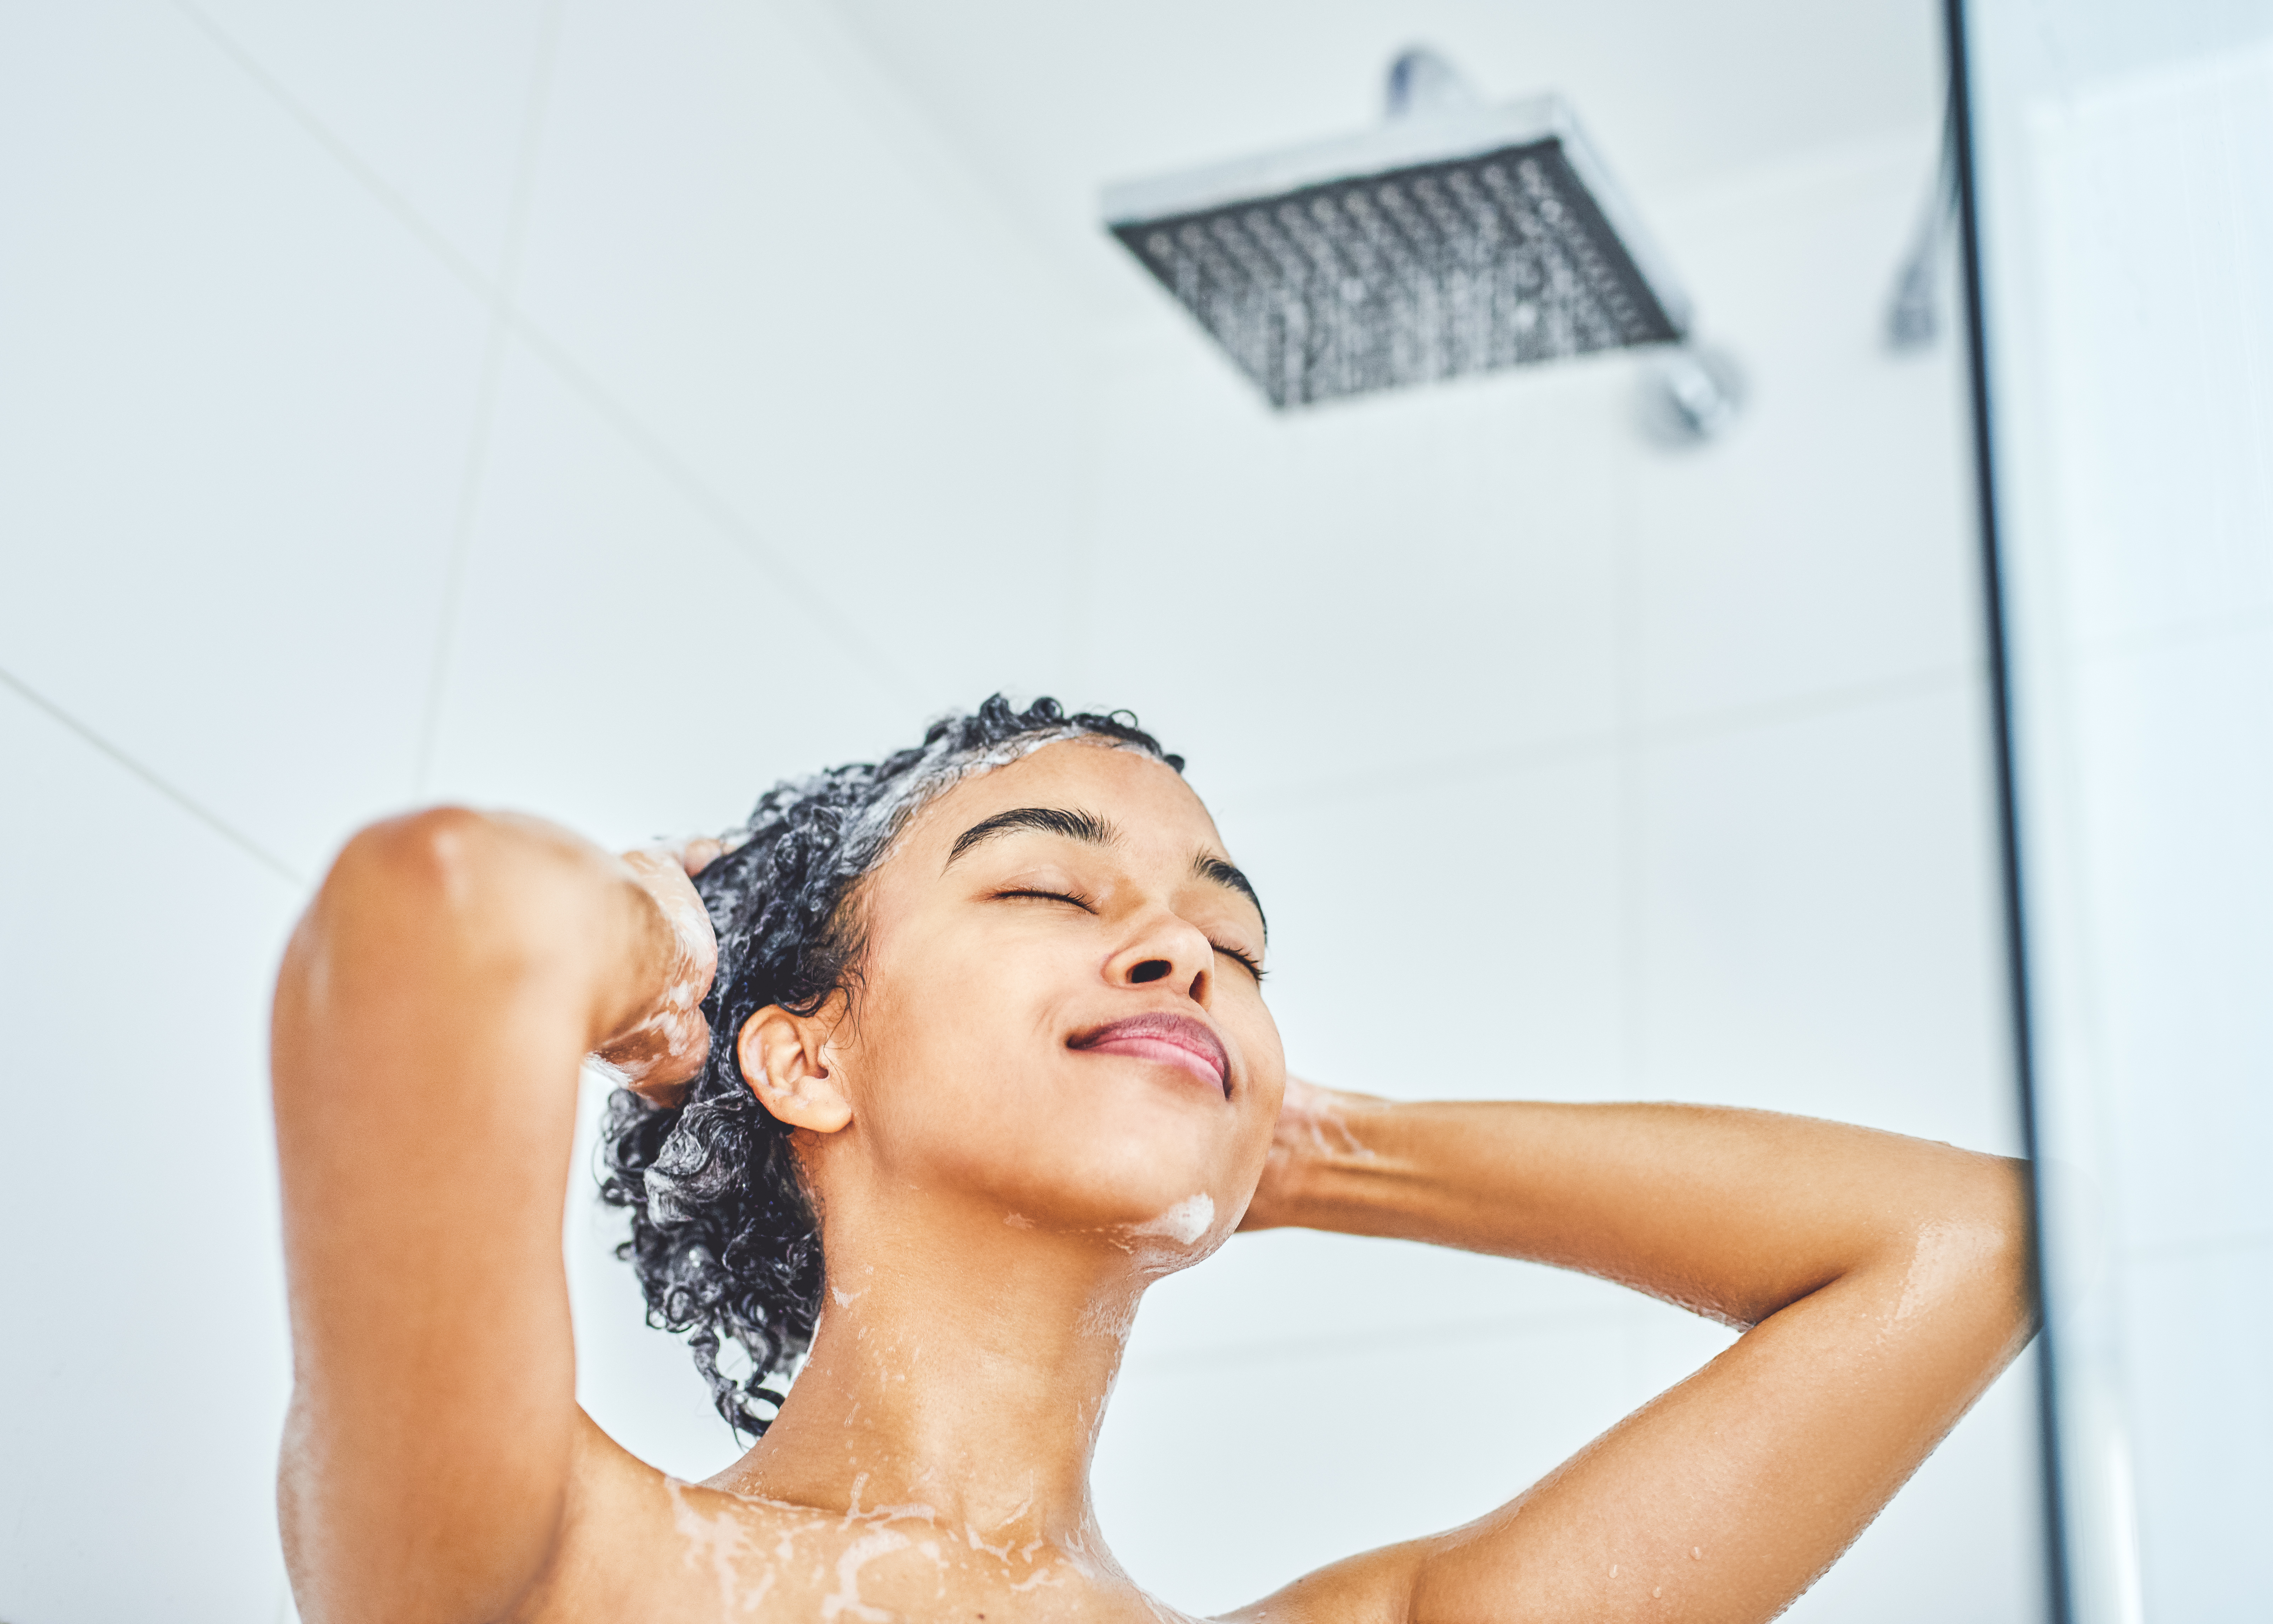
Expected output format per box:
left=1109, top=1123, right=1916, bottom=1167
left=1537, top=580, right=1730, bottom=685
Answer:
left=272, top=695, right=2035, bottom=1623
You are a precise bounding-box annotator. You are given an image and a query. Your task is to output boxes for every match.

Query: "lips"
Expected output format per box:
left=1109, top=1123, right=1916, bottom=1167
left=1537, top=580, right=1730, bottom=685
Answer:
left=1068, top=1012, right=1230, bottom=1094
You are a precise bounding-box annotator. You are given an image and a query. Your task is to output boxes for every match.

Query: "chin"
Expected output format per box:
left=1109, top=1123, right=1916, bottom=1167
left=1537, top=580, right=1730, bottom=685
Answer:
left=1024, top=1120, right=1249, bottom=1239
left=922, top=1055, right=1264, bottom=1238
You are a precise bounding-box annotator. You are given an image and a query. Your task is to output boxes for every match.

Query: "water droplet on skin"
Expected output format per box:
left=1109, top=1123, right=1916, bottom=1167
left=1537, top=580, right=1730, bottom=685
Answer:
left=1654, top=1587, right=1662, bottom=1598
left=1609, top=1564, right=1618, bottom=1577
left=1692, top=1546, right=1702, bottom=1559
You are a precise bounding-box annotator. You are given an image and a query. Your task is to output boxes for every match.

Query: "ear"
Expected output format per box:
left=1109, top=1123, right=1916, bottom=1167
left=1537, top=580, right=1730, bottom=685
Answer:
left=737, top=1004, right=854, bottom=1133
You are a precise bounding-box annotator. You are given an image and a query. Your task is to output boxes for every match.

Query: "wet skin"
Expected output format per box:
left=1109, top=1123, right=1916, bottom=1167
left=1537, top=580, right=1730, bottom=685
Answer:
left=272, top=741, right=2036, bottom=1624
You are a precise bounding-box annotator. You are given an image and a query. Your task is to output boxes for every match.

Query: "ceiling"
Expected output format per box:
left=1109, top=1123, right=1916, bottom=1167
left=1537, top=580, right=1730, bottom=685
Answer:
left=828, top=0, right=1947, bottom=320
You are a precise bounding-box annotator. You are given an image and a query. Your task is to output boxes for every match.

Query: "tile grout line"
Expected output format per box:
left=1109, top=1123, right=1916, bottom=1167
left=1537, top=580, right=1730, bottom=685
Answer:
left=2129, top=1229, right=2273, bottom=1264
left=0, top=663, right=307, bottom=889
left=409, top=321, right=508, bottom=798
left=499, top=316, right=918, bottom=692
left=411, top=0, right=568, bottom=798
left=2070, top=602, right=2273, bottom=663
left=1060, top=329, right=1113, bottom=705
left=2214, top=74, right=2273, bottom=569
left=1214, top=660, right=1987, bottom=821
left=1612, top=385, right=1648, bottom=1098
left=766, top=0, right=1088, bottom=340
left=171, top=0, right=914, bottom=703
left=172, top=0, right=493, bottom=299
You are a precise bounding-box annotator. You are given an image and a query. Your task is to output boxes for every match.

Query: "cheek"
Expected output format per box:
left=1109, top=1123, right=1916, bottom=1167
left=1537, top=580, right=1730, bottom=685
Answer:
left=839, top=921, right=1280, bottom=1212
left=839, top=931, right=1068, bottom=1146
left=1228, top=996, right=1287, bottom=1111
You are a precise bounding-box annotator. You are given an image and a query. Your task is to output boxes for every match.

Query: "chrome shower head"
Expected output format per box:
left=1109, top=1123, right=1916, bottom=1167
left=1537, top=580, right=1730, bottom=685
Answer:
left=1103, top=49, right=1690, bottom=409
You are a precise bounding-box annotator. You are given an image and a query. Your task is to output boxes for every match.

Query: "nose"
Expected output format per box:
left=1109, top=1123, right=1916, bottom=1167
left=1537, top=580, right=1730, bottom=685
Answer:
left=1105, top=911, right=1217, bottom=1005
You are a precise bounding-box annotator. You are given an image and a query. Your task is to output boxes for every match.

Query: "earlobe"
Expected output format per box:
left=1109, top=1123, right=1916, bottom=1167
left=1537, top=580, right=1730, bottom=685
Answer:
left=737, top=1006, right=854, bottom=1133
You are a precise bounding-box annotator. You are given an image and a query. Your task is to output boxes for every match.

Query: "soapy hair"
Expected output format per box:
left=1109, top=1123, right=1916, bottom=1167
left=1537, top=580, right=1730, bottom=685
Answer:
left=598, top=695, right=1184, bottom=1438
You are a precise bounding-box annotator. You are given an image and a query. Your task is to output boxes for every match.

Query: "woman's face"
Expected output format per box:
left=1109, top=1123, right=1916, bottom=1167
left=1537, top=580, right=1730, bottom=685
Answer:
left=816, top=739, right=1284, bottom=1256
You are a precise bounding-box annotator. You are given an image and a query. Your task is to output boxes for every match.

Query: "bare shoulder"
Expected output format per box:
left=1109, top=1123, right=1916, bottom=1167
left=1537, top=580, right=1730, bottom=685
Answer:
left=505, top=1416, right=812, bottom=1620
left=511, top=1415, right=1194, bottom=1623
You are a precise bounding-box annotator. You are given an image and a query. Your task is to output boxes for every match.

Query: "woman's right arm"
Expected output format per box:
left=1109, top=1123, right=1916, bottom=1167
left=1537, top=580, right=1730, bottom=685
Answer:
left=271, top=810, right=709, bottom=1624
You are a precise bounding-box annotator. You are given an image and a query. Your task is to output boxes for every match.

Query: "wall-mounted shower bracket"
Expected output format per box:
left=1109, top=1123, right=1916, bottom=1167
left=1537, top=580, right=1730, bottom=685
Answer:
left=1637, top=344, right=1747, bottom=446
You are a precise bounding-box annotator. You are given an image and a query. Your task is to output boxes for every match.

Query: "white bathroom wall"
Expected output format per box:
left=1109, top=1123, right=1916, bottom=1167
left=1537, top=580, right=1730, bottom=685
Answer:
left=1965, top=9, right=2273, bottom=1619
left=1076, top=132, right=2044, bottom=1622
left=0, top=2, right=1090, bottom=1618
left=0, top=4, right=2044, bottom=1620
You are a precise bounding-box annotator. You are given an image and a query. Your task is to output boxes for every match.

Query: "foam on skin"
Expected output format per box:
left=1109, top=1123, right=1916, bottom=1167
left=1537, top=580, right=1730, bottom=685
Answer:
left=1133, top=1194, right=1215, bottom=1247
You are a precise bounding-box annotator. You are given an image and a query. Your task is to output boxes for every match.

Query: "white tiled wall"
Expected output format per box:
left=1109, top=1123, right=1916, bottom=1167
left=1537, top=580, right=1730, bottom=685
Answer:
left=1968, top=15, right=2273, bottom=1619
left=0, top=683, right=303, bottom=1624
left=0, top=5, right=2043, bottom=1620
left=1078, top=131, right=2040, bottom=1622
left=0, top=2, right=494, bottom=885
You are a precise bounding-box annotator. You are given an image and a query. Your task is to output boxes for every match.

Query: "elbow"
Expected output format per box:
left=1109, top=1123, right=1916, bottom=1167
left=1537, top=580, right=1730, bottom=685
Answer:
left=1989, top=1157, right=2044, bottom=1340
left=277, top=809, right=564, bottom=1051
left=304, top=808, right=561, bottom=966
left=1904, top=1154, right=2040, bottom=1349
left=324, top=806, right=509, bottom=917
left=1974, top=1155, right=2038, bottom=1323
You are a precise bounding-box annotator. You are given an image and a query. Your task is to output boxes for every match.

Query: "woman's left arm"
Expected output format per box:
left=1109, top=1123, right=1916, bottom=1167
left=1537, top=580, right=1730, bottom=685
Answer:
left=1235, top=1083, right=2036, bottom=1624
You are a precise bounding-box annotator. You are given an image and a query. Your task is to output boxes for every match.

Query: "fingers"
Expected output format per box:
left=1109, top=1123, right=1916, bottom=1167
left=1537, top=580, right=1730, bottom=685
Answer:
left=590, top=828, right=751, bottom=1099
left=596, top=1009, right=712, bottom=1101
left=599, top=846, right=722, bottom=1098
left=636, top=828, right=749, bottom=878
left=674, top=836, right=725, bottom=876
left=584, top=1052, right=691, bottom=1109
left=638, top=836, right=719, bottom=877
left=1280, top=1074, right=1327, bottom=1117
left=617, top=851, right=714, bottom=952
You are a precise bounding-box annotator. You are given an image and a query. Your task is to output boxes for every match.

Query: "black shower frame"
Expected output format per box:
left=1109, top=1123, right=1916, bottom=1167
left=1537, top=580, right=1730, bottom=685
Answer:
left=1942, top=1, right=2072, bottom=1619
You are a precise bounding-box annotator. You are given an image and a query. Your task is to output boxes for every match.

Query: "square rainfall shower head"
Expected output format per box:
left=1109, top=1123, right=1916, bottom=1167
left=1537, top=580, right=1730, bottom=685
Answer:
left=1104, top=95, right=1689, bottom=409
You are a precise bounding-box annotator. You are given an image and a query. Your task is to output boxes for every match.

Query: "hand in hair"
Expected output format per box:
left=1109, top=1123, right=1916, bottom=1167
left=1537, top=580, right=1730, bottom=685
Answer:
left=1240, top=1074, right=1379, bottom=1231
left=594, top=838, right=725, bottom=1104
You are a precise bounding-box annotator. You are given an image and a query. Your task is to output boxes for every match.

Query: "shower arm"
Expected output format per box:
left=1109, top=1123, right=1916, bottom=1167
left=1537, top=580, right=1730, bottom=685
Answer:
left=1887, top=96, right=1961, bottom=350
left=1385, top=47, right=1483, bottom=120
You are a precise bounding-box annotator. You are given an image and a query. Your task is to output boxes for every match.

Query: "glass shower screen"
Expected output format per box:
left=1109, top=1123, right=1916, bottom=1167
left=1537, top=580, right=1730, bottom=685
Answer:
left=1954, top=1, right=2273, bottom=1619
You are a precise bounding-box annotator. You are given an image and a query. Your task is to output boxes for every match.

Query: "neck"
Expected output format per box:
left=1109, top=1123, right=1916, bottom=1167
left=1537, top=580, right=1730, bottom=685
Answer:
left=710, top=1186, right=1147, bottom=1556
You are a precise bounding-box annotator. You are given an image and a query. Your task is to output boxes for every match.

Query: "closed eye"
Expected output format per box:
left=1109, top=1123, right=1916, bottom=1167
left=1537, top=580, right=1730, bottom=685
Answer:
left=994, top=889, right=1261, bottom=979
left=992, top=887, right=1098, bottom=913
left=1213, top=942, right=1266, bottom=981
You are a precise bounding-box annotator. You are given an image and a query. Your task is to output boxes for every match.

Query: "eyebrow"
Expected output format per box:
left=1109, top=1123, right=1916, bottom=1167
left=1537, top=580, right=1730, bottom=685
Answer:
left=942, top=806, right=1266, bottom=935
left=1195, top=853, right=1267, bottom=937
left=945, top=805, right=1118, bottom=867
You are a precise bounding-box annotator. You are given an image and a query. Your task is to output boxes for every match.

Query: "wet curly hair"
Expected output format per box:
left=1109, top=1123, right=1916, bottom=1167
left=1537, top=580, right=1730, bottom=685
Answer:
left=599, top=695, right=1184, bottom=1438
